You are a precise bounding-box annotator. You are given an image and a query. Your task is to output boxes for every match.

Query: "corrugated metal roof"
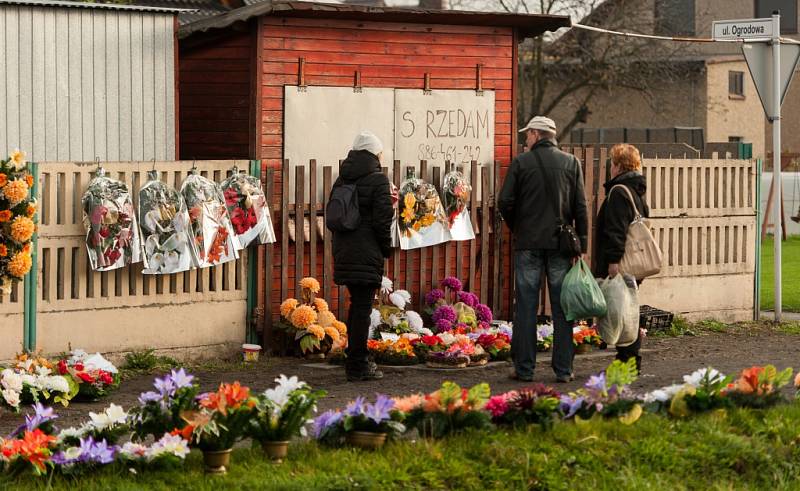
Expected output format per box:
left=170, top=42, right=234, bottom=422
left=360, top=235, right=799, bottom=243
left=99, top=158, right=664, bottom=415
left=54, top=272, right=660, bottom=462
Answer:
left=0, top=0, right=193, bottom=13
left=179, top=0, right=571, bottom=39
left=129, top=0, right=240, bottom=24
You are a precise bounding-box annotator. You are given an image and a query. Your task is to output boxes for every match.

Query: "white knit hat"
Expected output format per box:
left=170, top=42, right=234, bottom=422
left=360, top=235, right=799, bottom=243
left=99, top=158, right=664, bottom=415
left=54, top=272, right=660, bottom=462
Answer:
left=352, top=131, right=384, bottom=156
left=519, top=116, right=557, bottom=133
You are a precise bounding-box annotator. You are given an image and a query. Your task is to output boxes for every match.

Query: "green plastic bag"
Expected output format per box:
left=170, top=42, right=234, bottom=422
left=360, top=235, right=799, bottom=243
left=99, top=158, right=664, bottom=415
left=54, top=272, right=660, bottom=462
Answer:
left=560, top=259, right=607, bottom=321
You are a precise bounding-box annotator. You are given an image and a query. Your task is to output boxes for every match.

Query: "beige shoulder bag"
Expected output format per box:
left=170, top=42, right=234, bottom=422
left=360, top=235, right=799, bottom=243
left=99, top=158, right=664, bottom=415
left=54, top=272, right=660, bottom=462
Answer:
left=610, top=185, right=662, bottom=280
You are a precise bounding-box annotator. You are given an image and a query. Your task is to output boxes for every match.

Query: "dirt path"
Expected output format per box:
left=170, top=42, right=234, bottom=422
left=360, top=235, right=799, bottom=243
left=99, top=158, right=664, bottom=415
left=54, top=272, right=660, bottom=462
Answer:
left=2, top=329, right=799, bottom=435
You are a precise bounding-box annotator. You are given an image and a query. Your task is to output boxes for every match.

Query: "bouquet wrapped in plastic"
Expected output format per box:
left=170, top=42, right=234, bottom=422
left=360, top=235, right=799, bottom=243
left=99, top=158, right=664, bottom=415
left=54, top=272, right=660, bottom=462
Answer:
left=397, top=169, right=450, bottom=250
left=138, top=171, right=196, bottom=274
left=0, top=150, right=37, bottom=293
left=180, top=170, right=239, bottom=268
left=442, top=167, right=475, bottom=241
left=81, top=168, right=141, bottom=272
left=220, top=168, right=276, bottom=249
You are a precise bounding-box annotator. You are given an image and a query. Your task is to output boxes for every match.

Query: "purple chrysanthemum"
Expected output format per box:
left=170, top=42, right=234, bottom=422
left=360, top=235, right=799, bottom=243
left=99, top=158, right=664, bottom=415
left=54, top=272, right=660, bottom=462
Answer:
left=457, top=291, right=478, bottom=308
left=425, top=289, right=445, bottom=306
left=435, top=319, right=453, bottom=333
left=431, top=305, right=457, bottom=325
left=475, top=304, right=493, bottom=323
left=440, top=277, right=463, bottom=292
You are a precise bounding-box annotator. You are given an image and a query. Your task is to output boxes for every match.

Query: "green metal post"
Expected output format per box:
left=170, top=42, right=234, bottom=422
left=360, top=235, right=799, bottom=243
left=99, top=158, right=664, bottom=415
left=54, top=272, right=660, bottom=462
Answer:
left=754, top=159, right=762, bottom=321
left=23, top=162, right=39, bottom=352
left=246, top=160, right=262, bottom=344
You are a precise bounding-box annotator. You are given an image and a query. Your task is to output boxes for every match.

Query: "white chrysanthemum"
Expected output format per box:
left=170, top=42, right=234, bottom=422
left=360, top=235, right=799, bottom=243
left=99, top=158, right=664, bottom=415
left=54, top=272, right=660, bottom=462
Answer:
left=20, top=374, right=37, bottom=388
left=148, top=434, right=190, bottom=460
left=683, top=367, right=725, bottom=388
left=70, top=349, right=89, bottom=361
left=1, top=369, right=23, bottom=393
left=417, top=327, right=434, bottom=336
left=43, top=376, right=70, bottom=394
left=1, top=388, right=20, bottom=408
left=380, top=276, right=393, bottom=295
left=406, top=310, right=423, bottom=331
left=370, top=309, right=382, bottom=329
left=389, top=290, right=412, bottom=309
left=388, top=314, right=402, bottom=328
left=35, top=366, right=52, bottom=377
left=439, top=332, right=456, bottom=346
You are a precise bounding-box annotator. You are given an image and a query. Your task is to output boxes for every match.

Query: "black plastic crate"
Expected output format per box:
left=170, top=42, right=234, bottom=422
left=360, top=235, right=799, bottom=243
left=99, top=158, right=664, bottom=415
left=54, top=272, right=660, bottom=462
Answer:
left=640, top=305, right=674, bottom=331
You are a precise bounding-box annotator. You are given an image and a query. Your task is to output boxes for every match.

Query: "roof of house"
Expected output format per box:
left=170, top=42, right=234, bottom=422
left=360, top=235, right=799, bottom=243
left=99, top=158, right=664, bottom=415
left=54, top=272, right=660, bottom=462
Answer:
left=178, top=0, right=571, bottom=39
left=0, top=0, right=192, bottom=14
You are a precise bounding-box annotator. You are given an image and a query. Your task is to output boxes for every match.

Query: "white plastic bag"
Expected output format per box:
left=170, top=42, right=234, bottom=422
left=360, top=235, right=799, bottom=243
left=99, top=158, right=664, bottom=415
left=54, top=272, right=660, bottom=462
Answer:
left=597, top=274, right=639, bottom=347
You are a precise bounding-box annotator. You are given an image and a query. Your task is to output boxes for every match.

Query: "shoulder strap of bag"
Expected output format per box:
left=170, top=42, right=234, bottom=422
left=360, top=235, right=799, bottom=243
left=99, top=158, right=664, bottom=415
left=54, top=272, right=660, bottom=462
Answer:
left=609, top=184, right=642, bottom=220
left=531, top=150, right=562, bottom=224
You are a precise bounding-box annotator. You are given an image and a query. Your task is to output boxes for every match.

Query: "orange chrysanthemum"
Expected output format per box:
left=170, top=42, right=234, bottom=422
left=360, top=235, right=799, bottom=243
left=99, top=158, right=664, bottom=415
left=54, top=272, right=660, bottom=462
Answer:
left=0, top=244, right=7, bottom=257
left=299, top=277, right=320, bottom=294
left=0, top=173, right=7, bottom=187
left=324, top=325, right=340, bottom=342
left=290, top=305, right=317, bottom=328
left=332, top=320, right=347, bottom=335
left=2, top=179, right=28, bottom=205
left=306, top=324, right=325, bottom=340
left=7, top=252, right=32, bottom=278
left=317, top=310, right=336, bottom=328
left=313, top=297, right=329, bottom=312
left=10, top=216, right=35, bottom=243
left=26, top=203, right=36, bottom=217
left=25, top=174, right=34, bottom=188
left=0, top=210, right=11, bottom=222
left=280, top=298, right=299, bottom=318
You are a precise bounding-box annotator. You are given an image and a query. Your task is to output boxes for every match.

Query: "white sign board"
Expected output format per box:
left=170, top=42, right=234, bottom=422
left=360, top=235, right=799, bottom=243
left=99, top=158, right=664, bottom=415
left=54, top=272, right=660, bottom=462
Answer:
left=742, top=43, right=800, bottom=118
left=394, top=90, right=495, bottom=169
left=713, top=18, right=773, bottom=40
left=284, top=86, right=394, bottom=199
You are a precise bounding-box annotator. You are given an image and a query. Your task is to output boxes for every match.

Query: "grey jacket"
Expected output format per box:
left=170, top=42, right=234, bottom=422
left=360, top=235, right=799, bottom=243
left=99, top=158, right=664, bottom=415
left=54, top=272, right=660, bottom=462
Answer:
left=498, top=139, right=589, bottom=252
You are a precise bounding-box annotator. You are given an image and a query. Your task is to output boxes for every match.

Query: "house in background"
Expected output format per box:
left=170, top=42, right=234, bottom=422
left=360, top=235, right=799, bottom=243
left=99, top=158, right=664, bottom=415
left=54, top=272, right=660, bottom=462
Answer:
left=0, top=0, right=181, bottom=162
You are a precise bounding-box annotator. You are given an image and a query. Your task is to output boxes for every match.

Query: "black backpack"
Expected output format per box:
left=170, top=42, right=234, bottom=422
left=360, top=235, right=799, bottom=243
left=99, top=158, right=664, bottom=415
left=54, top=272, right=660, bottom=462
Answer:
left=325, top=180, right=361, bottom=232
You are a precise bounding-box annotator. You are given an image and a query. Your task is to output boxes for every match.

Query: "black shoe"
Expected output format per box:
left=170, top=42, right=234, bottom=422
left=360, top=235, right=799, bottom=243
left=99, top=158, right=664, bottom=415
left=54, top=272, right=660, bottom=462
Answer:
left=555, top=373, right=574, bottom=383
left=346, top=369, right=384, bottom=382
left=508, top=371, right=533, bottom=382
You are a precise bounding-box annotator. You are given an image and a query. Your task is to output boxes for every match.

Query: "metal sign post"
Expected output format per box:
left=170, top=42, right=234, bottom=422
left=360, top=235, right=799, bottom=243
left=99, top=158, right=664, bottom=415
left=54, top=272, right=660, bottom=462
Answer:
left=717, top=13, right=800, bottom=322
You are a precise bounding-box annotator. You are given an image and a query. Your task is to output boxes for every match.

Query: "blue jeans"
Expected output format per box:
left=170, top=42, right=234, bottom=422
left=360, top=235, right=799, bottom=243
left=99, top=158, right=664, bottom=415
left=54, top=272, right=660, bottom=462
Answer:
left=512, top=250, right=573, bottom=379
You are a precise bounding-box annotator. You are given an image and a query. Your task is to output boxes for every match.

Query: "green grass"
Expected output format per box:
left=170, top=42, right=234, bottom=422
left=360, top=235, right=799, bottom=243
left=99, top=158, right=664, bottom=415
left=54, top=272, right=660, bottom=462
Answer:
left=761, top=236, right=800, bottom=312
left=5, top=405, right=800, bottom=490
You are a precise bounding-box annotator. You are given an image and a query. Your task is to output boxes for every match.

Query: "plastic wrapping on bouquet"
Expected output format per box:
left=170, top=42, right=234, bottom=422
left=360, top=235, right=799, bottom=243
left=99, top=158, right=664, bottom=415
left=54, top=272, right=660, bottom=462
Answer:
left=180, top=171, right=240, bottom=268
left=220, top=169, right=276, bottom=249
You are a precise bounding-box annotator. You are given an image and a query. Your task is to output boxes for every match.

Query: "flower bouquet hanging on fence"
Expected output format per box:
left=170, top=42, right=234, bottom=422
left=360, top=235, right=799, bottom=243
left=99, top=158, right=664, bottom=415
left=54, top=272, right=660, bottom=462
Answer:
left=81, top=167, right=141, bottom=272
left=138, top=171, right=196, bottom=274
left=0, top=150, right=37, bottom=293
left=220, top=168, right=275, bottom=249
left=278, top=277, right=347, bottom=358
left=180, top=170, right=239, bottom=268
left=442, top=167, right=475, bottom=241
left=397, top=168, right=450, bottom=250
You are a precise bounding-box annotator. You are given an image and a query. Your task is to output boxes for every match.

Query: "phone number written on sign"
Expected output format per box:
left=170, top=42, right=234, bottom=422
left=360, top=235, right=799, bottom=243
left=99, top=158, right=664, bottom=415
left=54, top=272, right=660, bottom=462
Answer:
left=417, top=144, right=482, bottom=165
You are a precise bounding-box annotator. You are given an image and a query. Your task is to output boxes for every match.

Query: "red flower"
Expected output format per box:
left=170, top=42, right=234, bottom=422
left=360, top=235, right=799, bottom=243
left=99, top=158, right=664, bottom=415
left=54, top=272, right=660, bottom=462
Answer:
left=224, top=188, right=240, bottom=206
left=74, top=363, right=84, bottom=371
left=78, top=372, right=96, bottom=384
left=99, top=372, right=114, bottom=385
left=57, top=360, right=68, bottom=375
left=99, top=226, right=110, bottom=238
left=421, top=335, right=443, bottom=347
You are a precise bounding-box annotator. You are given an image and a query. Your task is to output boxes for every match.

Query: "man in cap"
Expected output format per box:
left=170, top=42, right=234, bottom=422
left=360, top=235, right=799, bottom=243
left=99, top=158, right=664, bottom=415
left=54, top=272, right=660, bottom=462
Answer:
left=498, top=116, right=588, bottom=383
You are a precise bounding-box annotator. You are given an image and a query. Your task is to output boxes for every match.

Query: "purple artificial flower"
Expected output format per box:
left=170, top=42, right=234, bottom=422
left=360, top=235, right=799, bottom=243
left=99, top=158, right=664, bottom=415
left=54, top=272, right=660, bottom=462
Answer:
left=475, top=304, right=493, bottom=323
left=52, top=437, right=117, bottom=467
left=24, top=402, right=58, bottom=432
left=344, top=397, right=366, bottom=418
left=168, top=368, right=195, bottom=390
left=478, top=321, right=491, bottom=331
left=312, top=410, right=343, bottom=439
left=425, top=289, right=445, bottom=306
left=560, top=395, right=585, bottom=419
left=51, top=450, right=75, bottom=466
left=432, top=305, right=457, bottom=325
left=86, top=438, right=117, bottom=465
left=138, top=391, right=162, bottom=405
left=585, top=373, right=607, bottom=393
left=153, top=375, right=177, bottom=398
left=434, top=319, right=453, bottom=333
left=441, top=277, right=463, bottom=292
left=457, top=291, right=478, bottom=308
left=499, top=325, right=513, bottom=339
left=364, top=395, right=395, bottom=424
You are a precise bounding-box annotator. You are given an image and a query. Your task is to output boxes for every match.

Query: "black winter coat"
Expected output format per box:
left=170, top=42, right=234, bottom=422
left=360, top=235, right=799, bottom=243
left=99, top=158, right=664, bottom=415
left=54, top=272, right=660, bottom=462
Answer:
left=332, top=150, right=393, bottom=287
left=593, top=171, right=650, bottom=278
left=498, top=139, right=589, bottom=252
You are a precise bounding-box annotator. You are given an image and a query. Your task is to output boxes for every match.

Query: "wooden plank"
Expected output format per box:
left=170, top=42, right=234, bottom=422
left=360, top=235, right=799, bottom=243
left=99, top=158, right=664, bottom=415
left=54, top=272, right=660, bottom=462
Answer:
left=392, top=160, right=401, bottom=282
left=92, top=12, right=107, bottom=159
left=480, top=166, right=490, bottom=304
left=166, top=15, right=177, bottom=160
left=263, top=167, right=275, bottom=351
left=431, top=166, right=441, bottom=285
left=583, top=147, right=595, bottom=266
left=322, top=166, right=333, bottom=301
left=418, top=160, right=428, bottom=307
left=309, top=159, right=317, bottom=279
left=492, top=160, right=502, bottom=314
left=3, top=8, right=19, bottom=154
left=405, top=165, right=414, bottom=291
left=295, top=165, right=305, bottom=298
left=468, top=160, right=478, bottom=291
left=280, top=159, right=289, bottom=302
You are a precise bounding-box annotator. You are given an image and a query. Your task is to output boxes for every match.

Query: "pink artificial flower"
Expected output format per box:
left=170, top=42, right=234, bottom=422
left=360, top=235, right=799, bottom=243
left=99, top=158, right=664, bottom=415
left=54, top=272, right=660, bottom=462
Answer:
left=90, top=205, right=108, bottom=225
left=485, top=395, right=510, bottom=418
left=117, top=228, right=133, bottom=248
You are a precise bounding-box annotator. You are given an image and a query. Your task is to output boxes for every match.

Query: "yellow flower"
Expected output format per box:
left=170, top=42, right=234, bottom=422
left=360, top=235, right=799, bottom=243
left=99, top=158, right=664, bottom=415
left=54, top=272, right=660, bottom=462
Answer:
left=332, top=320, right=347, bottom=335
left=307, top=324, right=325, bottom=340
left=403, top=192, right=416, bottom=210
left=318, top=310, right=336, bottom=328
left=10, top=216, right=35, bottom=243
left=3, top=179, right=28, bottom=205
left=413, top=221, right=421, bottom=231
left=7, top=251, right=32, bottom=278
left=313, top=298, right=329, bottom=312
left=25, top=174, right=34, bottom=188
left=280, top=298, right=299, bottom=318
left=290, top=305, right=317, bottom=328
left=300, top=277, right=320, bottom=294
left=419, top=213, right=435, bottom=227
left=26, top=202, right=36, bottom=218
left=324, top=326, right=340, bottom=342
left=9, top=149, right=26, bottom=170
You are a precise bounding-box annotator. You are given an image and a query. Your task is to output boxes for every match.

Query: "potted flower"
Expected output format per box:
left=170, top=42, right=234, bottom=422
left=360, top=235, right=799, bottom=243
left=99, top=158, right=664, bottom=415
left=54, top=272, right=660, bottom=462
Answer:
left=312, top=395, right=405, bottom=450
left=643, top=367, right=732, bottom=417
left=248, top=375, right=325, bottom=463
left=368, top=338, right=419, bottom=366
left=424, top=277, right=493, bottom=333
left=370, top=277, right=429, bottom=340
left=118, top=433, right=191, bottom=470
left=128, top=368, right=199, bottom=441
left=395, top=381, right=491, bottom=438
left=411, top=334, right=446, bottom=361
left=1, top=402, right=59, bottom=476
left=181, top=381, right=257, bottom=474
left=476, top=332, right=511, bottom=361
left=721, top=365, right=793, bottom=409
left=537, top=324, right=554, bottom=352
left=278, top=277, right=347, bottom=359
left=560, top=359, right=642, bottom=425
left=573, top=322, right=602, bottom=354
left=486, top=385, right=562, bottom=429
left=56, top=350, right=120, bottom=401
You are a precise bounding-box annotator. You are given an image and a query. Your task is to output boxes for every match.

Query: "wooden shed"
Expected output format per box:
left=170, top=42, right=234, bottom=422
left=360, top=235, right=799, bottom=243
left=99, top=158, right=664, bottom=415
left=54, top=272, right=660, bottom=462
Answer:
left=0, top=0, right=183, bottom=162
left=176, top=2, right=570, bottom=340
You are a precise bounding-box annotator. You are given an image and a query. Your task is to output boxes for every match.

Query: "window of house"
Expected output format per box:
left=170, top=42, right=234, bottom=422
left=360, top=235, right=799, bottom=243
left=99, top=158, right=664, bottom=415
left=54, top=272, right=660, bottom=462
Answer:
left=729, top=71, right=745, bottom=98
left=755, top=0, right=798, bottom=34
left=729, top=136, right=743, bottom=142
left=655, top=0, right=696, bottom=36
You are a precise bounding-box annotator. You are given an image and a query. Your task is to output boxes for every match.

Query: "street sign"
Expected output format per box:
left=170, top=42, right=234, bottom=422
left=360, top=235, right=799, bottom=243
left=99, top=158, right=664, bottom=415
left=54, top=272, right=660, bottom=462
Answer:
left=713, top=18, right=773, bottom=40
left=742, top=43, right=800, bottom=118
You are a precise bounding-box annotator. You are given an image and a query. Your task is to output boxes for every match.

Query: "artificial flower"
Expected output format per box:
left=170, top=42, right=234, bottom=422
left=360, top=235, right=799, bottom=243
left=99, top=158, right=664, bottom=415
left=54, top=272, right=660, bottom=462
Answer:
left=300, top=277, right=320, bottom=294
left=314, top=298, right=329, bottom=312
left=280, top=298, right=299, bottom=318
left=324, top=326, right=340, bottom=342
left=318, top=310, right=336, bottom=328
left=306, top=324, right=325, bottom=340
left=332, top=320, right=347, bottom=335
left=7, top=251, right=33, bottom=278
left=3, top=179, right=29, bottom=205
left=0, top=209, right=11, bottom=222
left=0, top=244, right=7, bottom=257
left=290, top=305, right=318, bottom=328
left=0, top=173, right=7, bottom=187
left=389, top=290, right=412, bottom=309
left=9, top=149, right=26, bottom=169
left=10, top=215, right=36, bottom=242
